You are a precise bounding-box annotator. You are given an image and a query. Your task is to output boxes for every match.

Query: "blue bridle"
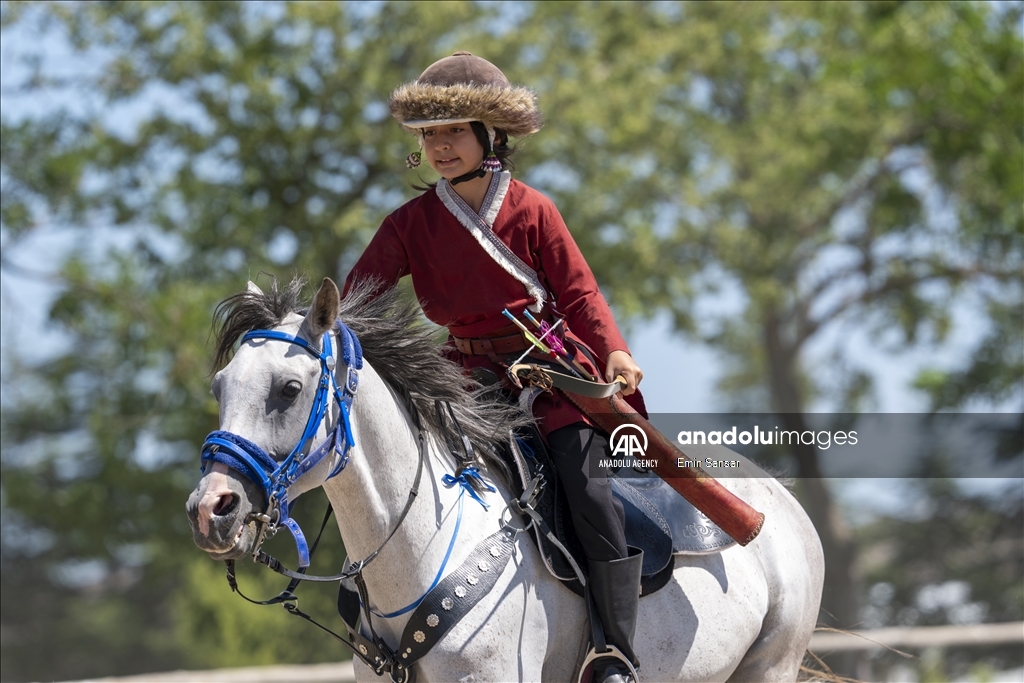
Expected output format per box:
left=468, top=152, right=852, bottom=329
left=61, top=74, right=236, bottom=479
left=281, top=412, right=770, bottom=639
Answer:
left=200, top=320, right=363, bottom=567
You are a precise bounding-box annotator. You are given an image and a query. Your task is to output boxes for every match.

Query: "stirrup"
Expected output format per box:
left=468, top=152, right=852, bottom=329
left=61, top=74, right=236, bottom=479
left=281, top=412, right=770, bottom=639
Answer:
left=577, top=644, right=639, bottom=683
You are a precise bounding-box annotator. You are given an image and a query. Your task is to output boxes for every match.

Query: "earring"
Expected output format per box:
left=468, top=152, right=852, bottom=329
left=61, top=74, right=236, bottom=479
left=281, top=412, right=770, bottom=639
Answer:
left=482, top=126, right=502, bottom=172
left=406, top=151, right=421, bottom=168
left=482, top=151, right=502, bottom=172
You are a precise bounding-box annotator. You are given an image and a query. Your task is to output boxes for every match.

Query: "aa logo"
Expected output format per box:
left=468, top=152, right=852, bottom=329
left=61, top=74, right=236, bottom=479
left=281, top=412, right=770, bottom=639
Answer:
left=610, top=424, right=648, bottom=458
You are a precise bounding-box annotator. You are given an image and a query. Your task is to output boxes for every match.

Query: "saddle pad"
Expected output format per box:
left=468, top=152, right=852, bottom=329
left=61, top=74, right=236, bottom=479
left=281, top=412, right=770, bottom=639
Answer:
left=620, top=475, right=739, bottom=555
left=508, top=429, right=737, bottom=598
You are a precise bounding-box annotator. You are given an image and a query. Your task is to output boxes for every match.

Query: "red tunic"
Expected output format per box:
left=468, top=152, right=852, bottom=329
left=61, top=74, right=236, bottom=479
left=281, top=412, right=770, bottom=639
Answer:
left=345, top=175, right=647, bottom=436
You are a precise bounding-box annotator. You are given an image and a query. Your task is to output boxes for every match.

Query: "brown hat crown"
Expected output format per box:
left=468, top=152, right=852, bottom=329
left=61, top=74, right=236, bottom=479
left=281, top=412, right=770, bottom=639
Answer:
left=389, top=51, right=542, bottom=138
left=417, top=51, right=511, bottom=89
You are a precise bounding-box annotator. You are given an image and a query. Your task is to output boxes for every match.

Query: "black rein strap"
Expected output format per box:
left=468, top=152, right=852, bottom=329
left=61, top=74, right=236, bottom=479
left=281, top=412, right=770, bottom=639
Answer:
left=435, top=399, right=480, bottom=485
left=225, top=502, right=336, bottom=605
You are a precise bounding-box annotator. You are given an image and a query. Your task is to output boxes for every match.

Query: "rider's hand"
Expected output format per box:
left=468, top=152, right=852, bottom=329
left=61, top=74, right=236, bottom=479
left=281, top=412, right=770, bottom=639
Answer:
left=605, top=350, right=643, bottom=396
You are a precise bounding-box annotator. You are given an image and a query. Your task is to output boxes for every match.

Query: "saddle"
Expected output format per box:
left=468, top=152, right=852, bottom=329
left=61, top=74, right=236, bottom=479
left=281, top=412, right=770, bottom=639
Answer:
left=505, top=427, right=737, bottom=598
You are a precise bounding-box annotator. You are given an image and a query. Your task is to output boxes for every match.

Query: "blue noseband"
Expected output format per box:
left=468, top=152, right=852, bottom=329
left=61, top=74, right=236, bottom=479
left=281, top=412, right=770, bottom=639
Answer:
left=200, top=320, right=363, bottom=567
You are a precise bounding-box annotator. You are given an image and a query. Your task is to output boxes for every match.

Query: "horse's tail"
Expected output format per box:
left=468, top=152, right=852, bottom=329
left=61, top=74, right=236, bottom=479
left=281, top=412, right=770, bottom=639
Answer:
left=799, top=628, right=882, bottom=683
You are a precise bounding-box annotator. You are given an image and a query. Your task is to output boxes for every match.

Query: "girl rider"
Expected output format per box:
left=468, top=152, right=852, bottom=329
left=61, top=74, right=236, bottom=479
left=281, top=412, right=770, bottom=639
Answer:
left=344, top=52, right=647, bottom=683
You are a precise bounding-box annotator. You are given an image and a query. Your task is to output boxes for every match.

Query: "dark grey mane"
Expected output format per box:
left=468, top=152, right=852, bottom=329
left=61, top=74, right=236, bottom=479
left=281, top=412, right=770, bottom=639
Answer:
left=212, top=278, right=306, bottom=369
left=212, top=277, right=530, bottom=480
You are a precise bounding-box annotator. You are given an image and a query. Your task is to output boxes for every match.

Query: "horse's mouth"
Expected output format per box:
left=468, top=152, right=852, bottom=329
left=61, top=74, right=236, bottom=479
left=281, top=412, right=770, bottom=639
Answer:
left=186, top=468, right=267, bottom=560
left=198, top=520, right=258, bottom=560
left=185, top=494, right=261, bottom=560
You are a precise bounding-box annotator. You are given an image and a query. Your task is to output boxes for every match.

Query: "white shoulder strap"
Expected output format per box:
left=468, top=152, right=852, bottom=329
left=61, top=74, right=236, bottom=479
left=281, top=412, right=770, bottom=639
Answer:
left=436, top=173, right=546, bottom=312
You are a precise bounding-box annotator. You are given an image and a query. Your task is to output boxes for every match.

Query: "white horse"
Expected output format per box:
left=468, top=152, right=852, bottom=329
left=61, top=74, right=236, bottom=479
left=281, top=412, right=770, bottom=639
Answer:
left=186, top=277, right=823, bottom=683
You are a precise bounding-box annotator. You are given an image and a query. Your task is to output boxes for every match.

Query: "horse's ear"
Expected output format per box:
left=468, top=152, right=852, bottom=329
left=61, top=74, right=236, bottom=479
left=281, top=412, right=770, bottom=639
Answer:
left=298, top=277, right=341, bottom=343
left=246, top=281, right=264, bottom=296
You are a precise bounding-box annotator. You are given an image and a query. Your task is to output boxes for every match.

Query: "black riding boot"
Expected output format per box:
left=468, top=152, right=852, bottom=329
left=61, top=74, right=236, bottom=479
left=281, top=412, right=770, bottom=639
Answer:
left=588, top=547, right=643, bottom=683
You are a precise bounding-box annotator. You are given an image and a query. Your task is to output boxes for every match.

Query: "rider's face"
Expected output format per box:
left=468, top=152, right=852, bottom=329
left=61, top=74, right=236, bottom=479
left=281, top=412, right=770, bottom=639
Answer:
left=421, top=124, right=485, bottom=179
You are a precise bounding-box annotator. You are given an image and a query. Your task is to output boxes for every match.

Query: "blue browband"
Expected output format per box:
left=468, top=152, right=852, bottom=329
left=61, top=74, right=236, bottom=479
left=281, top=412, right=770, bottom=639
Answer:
left=200, top=320, right=363, bottom=567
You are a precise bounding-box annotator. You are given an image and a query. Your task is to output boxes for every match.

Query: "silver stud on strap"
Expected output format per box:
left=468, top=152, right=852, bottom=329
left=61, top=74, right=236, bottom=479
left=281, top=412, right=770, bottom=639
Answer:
left=454, top=586, right=467, bottom=598
left=426, top=614, right=439, bottom=627
left=414, top=630, right=425, bottom=643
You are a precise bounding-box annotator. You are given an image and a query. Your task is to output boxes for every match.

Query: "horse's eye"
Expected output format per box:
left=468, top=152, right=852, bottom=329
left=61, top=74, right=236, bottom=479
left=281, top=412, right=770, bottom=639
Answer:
left=281, top=380, right=302, bottom=400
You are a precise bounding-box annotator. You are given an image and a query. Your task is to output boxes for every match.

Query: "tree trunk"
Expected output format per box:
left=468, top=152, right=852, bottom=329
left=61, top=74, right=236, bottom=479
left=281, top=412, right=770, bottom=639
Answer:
left=763, top=311, right=860, bottom=675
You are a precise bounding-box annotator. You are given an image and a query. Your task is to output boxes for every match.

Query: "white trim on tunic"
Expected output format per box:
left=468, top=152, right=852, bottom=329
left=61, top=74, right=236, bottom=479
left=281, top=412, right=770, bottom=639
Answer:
left=436, top=172, right=546, bottom=313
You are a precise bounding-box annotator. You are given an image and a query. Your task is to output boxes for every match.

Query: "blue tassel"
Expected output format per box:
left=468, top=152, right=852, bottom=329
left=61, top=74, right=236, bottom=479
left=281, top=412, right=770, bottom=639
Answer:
left=442, top=467, right=496, bottom=509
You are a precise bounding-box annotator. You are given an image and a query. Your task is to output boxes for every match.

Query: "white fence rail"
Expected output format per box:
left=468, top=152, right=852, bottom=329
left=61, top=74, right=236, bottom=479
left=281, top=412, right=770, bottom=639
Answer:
left=53, top=661, right=356, bottom=683
left=808, top=621, right=1024, bottom=652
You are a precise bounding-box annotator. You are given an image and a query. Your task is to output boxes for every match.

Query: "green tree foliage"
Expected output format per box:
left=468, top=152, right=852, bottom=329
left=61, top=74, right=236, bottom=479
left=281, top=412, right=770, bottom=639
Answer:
left=2, top=1, right=1020, bottom=680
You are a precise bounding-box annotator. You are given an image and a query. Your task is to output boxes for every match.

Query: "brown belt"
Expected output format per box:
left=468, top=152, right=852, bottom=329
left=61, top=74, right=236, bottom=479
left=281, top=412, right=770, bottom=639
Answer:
left=451, top=313, right=557, bottom=358
left=452, top=331, right=531, bottom=356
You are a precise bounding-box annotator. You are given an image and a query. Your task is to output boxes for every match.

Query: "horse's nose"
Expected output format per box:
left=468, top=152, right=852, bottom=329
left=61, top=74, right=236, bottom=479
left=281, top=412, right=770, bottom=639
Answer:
left=185, top=472, right=251, bottom=553
left=201, top=490, right=238, bottom=527
left=190, top=467, right=237, bottom=535
left=196, top=488, right=238, bottom=533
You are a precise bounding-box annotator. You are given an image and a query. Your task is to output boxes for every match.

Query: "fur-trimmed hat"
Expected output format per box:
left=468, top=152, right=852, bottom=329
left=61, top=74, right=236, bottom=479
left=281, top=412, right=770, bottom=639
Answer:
left=389, top=51, right=543, bottom=138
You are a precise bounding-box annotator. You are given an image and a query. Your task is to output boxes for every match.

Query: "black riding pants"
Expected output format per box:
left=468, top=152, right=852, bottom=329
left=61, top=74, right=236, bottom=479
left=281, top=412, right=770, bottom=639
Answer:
left=547, top=422, right=628, bottom=562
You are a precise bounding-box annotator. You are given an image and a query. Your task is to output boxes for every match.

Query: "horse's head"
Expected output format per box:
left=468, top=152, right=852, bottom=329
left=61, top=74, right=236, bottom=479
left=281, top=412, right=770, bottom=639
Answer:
left=186, top=277, right=354, bottom=563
